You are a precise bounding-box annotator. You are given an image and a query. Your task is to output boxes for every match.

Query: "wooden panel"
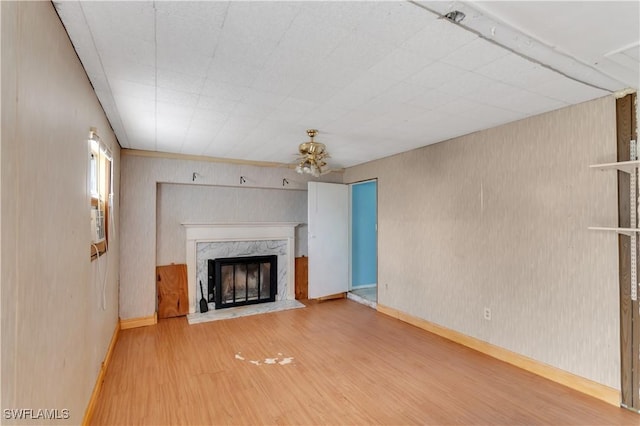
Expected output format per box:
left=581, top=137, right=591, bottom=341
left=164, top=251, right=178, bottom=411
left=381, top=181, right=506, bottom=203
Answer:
left=616, top=93, right=637, bottom=409
left=156, top=264, right=188, bottom=319
left=318, top=293, right=347, bottom=301
left=120, top=314, right=157, bottom=330
left=90, top=300, right=638, bottom=425
left=294, top=256, right=308, bottom=300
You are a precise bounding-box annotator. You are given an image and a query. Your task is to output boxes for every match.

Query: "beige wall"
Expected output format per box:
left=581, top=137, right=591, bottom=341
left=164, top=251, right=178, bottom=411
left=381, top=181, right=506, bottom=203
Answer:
left=120, top=153, right=341, bottom=320
left=157, top=183, right=308, bottom=266
left=344, top=96, right=620, bottom=389
left=1, top=2, right=120, bottom=423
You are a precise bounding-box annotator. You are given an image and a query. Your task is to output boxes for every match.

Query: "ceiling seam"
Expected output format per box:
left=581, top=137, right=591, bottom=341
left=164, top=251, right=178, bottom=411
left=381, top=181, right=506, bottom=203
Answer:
left=407, top=0, right=615, bottom=94
left=605, top=40, right=640, bottom=57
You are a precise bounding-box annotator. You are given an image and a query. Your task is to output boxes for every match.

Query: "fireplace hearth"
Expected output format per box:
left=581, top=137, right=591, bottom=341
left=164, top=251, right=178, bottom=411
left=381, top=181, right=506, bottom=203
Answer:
left=209, top=255, right=277, bottom=309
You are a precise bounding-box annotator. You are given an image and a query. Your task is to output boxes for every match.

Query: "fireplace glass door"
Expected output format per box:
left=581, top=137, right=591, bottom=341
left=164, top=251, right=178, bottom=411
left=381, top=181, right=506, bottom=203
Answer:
left=210, top=255, right=277, bottom=309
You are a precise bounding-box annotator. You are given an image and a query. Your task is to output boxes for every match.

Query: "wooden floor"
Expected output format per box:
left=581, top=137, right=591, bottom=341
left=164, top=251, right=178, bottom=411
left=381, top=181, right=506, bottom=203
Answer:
left=92, top=299, right=638, bottom=425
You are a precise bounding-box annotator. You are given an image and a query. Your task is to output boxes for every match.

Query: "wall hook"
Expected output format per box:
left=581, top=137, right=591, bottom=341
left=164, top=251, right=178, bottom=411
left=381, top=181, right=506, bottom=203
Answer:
left=240, top=176, right=246, bottom=184
left=282, top=178, right=289, bottom=187
left=192, top=172, right=197, bottom=182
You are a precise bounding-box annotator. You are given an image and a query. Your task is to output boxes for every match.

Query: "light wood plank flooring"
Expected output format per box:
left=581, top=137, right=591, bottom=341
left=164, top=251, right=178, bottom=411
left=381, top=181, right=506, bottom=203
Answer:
left=91, top=299, right=638, bottom=425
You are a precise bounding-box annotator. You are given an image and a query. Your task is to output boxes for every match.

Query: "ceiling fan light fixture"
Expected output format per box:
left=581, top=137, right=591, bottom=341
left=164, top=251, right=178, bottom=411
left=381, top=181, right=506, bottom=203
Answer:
left=295, top=129, right=330, bottom=177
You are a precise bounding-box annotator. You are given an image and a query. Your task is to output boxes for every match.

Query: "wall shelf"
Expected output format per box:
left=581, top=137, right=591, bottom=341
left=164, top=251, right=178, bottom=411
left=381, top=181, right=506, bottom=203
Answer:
left=588, top=227, right=640, bottom=237
left=589, top=158, right=640, bottom=237
left=589, top=160, right=640, bottom=174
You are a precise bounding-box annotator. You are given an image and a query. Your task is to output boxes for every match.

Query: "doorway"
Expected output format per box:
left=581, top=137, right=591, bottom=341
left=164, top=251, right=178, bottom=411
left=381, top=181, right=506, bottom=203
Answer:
left=349, top=180, right=377, bottom=304
left=306, top=180, right=378, bottom=305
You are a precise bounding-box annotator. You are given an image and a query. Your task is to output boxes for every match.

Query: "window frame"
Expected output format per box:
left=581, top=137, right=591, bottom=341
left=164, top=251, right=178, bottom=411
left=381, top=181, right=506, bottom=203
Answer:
left=89, top=135, right=113, bottom=260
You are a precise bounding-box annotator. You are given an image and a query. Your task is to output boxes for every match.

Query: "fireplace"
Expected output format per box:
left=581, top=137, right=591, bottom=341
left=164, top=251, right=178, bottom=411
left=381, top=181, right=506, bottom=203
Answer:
left=183, top=222, right=299, bottom=314
left=209, top=255, right=277, bottom=309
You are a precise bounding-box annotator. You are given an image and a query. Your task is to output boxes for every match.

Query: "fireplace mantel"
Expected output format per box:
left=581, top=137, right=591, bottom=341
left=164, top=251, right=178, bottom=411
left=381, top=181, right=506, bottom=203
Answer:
left=182, top=222, right=300, bottom=314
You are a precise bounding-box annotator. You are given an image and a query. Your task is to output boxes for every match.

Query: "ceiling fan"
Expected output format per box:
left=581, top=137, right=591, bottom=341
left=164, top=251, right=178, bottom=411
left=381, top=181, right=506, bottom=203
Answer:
left=295, top=129, right=330, bottom=177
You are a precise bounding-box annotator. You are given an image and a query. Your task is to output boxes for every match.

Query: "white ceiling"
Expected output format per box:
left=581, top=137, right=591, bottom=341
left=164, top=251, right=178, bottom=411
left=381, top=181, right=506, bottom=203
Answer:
left=54, top=1, right=639, bottom=169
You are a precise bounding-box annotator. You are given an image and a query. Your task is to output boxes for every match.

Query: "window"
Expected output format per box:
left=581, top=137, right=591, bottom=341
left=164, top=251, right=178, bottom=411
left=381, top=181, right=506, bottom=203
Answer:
left=89, top=128, right=112, bottom=260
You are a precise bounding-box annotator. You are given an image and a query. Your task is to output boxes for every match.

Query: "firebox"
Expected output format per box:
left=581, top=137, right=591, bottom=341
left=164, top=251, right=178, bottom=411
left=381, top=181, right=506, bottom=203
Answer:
left=208, top=255, right=277, bottom=309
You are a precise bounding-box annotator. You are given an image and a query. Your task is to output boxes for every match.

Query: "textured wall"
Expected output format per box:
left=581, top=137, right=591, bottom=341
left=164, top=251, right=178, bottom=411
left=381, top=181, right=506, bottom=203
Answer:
left=120, top=154, right=341, bottom=320
left=344, top=97, right=619, bottom=389
left=157, top=183, right=308, bottom=266
left=1, top=2, right=120, bottom=421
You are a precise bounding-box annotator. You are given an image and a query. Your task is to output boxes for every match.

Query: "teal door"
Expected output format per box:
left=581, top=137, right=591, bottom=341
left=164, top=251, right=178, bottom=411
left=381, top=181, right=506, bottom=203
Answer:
left=351, top=180, right=377, bottom=289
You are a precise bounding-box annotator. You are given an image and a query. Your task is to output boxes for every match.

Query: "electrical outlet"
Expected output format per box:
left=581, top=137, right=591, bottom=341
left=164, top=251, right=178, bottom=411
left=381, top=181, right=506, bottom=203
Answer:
left=483, top=307, right=491, bottom=321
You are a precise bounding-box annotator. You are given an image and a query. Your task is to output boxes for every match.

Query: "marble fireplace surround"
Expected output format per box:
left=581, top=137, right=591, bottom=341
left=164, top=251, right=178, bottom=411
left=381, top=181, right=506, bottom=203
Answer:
left=183, top=223, right=299, bottom=314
